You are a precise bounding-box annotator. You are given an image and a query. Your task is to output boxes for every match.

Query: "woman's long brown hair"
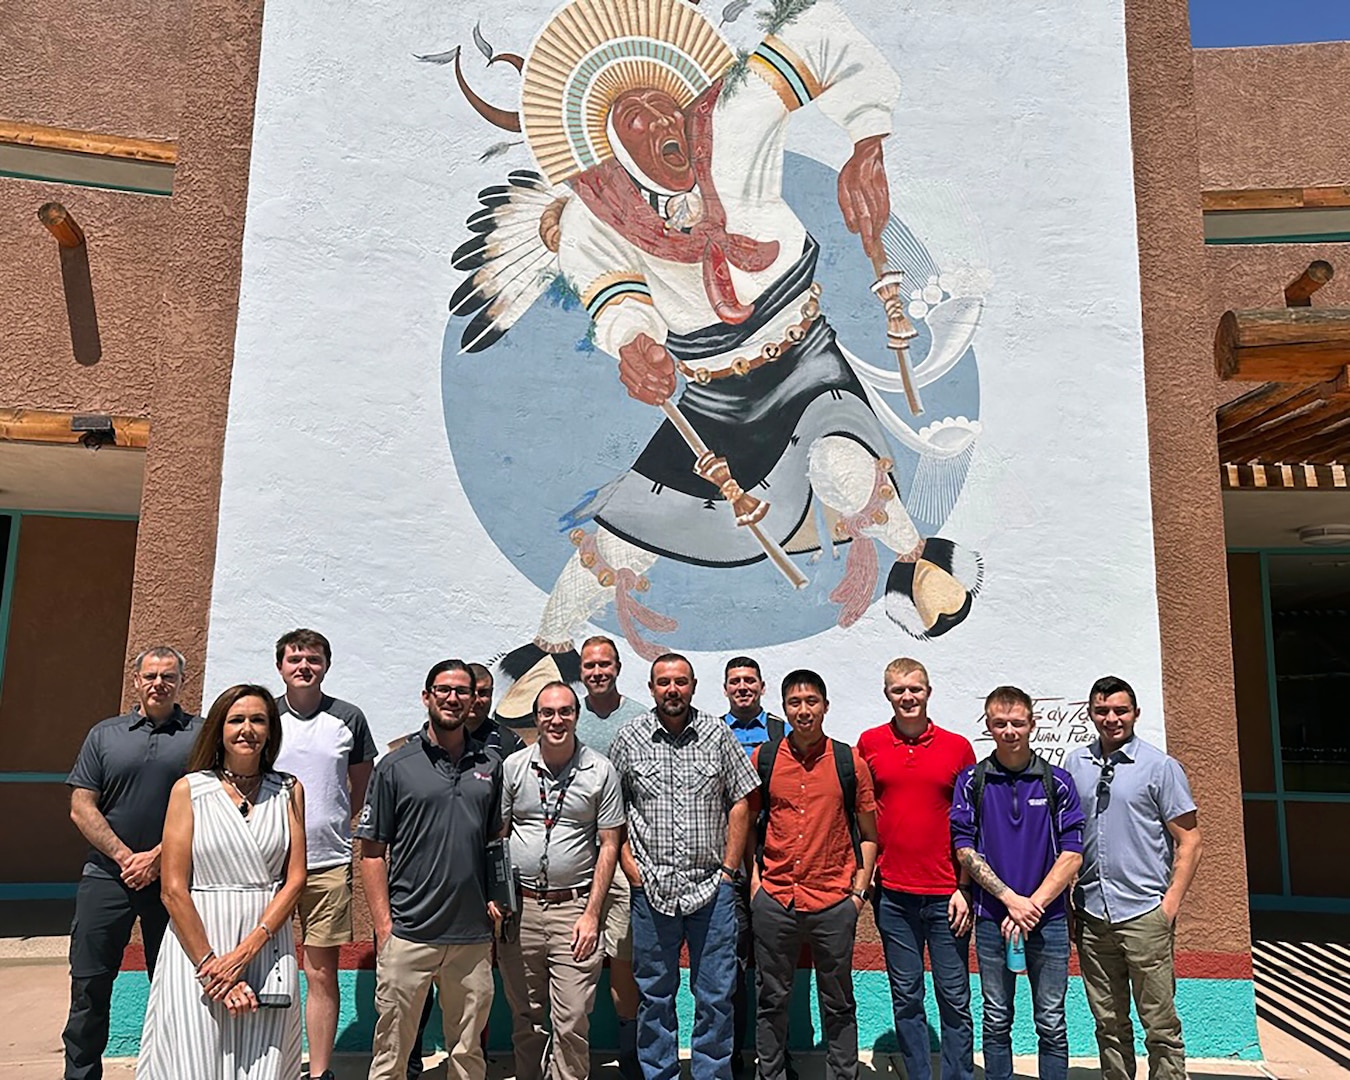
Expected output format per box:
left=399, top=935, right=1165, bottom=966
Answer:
left=185, top=684, right=283, bottom=774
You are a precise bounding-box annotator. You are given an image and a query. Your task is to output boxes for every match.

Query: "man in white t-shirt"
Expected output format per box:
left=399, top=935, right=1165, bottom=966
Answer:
left=274, top=628, right=378, bottom=1080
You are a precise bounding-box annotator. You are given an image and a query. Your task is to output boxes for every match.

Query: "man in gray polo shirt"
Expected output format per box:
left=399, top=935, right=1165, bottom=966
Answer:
left=499, top=680, right=624, bottom=1080
left=1064, top=676, right=1203, bottom=1080
left=63, top=645, right=201, bottom=1080
left=358, top=659, right=503, bottom=1080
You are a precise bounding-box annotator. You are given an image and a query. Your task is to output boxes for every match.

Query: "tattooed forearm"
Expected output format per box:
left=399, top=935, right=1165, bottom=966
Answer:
left=956, top=847, right=1009, bottom=898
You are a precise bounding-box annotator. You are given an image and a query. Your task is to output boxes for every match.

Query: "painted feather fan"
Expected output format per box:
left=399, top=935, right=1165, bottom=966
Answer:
left=450, top=169, right=570, bottom=353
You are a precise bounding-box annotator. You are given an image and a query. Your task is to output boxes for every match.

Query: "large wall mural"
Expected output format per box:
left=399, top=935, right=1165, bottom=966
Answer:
left=207, top=0, right=1165, bottom=753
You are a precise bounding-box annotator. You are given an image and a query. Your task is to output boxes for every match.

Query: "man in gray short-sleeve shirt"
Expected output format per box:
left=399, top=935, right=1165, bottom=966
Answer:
left=63, top=646, right=201, bottom=1080
left=1064, top=676, right=1202, bottom=1080
left=358, top=659, right=502, bottom=1080
left=498, top=681, right=624, bottom=1080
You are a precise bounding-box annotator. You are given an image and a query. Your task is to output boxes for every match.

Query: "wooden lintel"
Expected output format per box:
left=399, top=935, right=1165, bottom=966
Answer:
left=1216, top=308, right=1350, bottom=381
left=0, top=409, right=148, bottom=449
left=0, top=119, right=177, bottom=164
left=1203, top=186, right=1350, bottom=212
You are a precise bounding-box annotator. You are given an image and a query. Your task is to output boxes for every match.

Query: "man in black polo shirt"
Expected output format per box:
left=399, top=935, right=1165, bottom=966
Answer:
left=62, top=645, right=201, bottom=1080
left=358, top=658, right=503, bottom=1080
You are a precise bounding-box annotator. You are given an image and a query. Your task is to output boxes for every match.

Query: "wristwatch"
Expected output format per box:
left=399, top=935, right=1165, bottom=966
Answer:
left=851, top=888, right=871, bottom=903
left=721, top=865, right=746, bottom=886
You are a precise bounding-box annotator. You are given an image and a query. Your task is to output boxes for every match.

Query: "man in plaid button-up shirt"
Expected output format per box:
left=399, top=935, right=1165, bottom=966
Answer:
left=609, top=654, right=759, bottom=1080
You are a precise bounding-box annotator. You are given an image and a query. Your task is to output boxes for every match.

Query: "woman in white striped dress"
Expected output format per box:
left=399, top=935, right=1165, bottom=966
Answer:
left=138, top=684, right=307, bottom=1079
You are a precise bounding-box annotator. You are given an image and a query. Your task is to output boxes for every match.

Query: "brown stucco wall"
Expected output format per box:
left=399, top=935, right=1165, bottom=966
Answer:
left=0, top=0, right=186, bottom=139
left=121, top=0, right=264, bottom=713
left=1124, top=0, right=1250, bottom=957
left=0, top=179, right=171, bottom=414
left=1194, top=44, right=1350, bottom=190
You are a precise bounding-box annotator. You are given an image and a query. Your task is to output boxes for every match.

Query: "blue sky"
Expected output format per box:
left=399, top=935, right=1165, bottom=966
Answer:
left=1191, top=1, right=1350, bottom=47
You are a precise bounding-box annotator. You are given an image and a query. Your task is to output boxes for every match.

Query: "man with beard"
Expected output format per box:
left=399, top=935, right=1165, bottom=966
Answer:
left=358, top=660, right=503, bottom=1080
left=578, top=635, right=647, bottom=1078
left=608, top=654, right=759, bottom=1080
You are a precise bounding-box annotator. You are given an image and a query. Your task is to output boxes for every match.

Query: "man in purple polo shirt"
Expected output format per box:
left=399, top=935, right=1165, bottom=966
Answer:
left=950, top=686, right=1084, bottom=1080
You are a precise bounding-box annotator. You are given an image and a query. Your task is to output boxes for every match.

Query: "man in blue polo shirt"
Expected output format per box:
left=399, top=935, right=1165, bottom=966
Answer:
left=721, top=656, right=789, bottom=1076
left=950, top=686, right=1084, bottom=1080
left=63, top=646, right=201, bottom=1080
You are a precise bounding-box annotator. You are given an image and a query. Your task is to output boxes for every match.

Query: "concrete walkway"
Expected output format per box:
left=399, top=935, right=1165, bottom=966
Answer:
left=1, top=945, right=1343, bottom=1080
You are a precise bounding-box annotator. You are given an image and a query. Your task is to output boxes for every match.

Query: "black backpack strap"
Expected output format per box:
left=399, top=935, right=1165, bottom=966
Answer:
left=766, top=713, right=786, bottom=742
left=754, top=737, right=782, bottom=870
left=969, top=756, right=992, bottom=842
left=831, top=740, right=863, bottom=865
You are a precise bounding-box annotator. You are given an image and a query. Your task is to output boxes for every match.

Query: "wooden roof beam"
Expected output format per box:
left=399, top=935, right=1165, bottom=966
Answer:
left=1220, top=397, right=1350, bottom=461
left=0, top=409, right=148, bottom=449
left=1215, top=308, right=1350, bottom=382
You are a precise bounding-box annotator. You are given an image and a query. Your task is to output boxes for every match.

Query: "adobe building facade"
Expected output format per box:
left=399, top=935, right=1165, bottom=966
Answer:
left=2, top=0, right=1346, bottom=1059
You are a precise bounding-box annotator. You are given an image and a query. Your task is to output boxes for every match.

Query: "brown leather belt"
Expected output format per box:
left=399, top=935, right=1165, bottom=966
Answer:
left=677, top=282, right=822, bottom=385
left=519, top=884, right=591, bottom=903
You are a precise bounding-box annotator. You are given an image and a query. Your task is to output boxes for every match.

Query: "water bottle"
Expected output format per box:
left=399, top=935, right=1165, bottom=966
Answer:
left=1006, top=928, right=1027, bottom=973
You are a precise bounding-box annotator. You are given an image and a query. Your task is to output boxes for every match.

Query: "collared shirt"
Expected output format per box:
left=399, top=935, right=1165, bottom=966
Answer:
left=609, top=708, right=760, bottom=916
left=501, top=741, right=625, bottom=891
left=857, top=719, right=976, bottom=894
left=274, top=693, right=377, bottom=870
left=723, top=709, right=790, bottom=755
left=66, top=706, right=203, bottom=878
left=754, top=736, right=876, bottom=912
left=1065, top=735, right=1196, bottom=922
left=950, top=755, right=1085, bottom=923
left=582, top=695, right=650, bottom=756
left=356, top=726, right=502, bottom=945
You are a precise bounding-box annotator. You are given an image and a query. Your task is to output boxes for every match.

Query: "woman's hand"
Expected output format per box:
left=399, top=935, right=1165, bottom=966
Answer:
left=198, top=943, right=256, bottom=1001
left=222, top=981, right=259, bottom=1016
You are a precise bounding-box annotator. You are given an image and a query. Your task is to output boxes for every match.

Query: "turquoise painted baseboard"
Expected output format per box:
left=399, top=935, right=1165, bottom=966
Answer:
left=107, top=971, right=1260, bottom=1061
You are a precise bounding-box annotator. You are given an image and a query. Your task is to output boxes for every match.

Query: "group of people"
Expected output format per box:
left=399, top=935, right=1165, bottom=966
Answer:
left=62, top=631, right=1202, bottom=1080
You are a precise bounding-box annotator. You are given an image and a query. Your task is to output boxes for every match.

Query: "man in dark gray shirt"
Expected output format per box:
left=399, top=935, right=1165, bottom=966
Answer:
left=358, top=659, right=503, bottom=1080
left=62, top=645, right=201, bottom=1080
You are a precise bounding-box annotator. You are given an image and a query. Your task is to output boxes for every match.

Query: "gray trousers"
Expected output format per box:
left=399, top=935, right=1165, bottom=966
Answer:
left=751, top=891, right=859, bottom=1080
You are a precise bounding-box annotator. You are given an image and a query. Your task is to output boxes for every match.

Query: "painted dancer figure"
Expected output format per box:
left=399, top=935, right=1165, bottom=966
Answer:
left=447, top=0, right=983, bottom=716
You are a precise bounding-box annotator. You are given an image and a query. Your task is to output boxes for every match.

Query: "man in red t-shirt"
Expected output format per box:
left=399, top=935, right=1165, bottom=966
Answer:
left=750, top=669, right=878, bottom=1080
left=858, top=658, right=975, bottom=1080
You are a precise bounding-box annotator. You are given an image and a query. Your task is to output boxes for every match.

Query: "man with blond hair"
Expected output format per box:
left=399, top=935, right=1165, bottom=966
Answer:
left=857, top=658, right=976, bottom=1080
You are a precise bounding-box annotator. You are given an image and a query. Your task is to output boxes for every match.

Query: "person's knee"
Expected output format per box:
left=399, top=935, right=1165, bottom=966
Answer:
left=304, top=945, right=341, bottom=982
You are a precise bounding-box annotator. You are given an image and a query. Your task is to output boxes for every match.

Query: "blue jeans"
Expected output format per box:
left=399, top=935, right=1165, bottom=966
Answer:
left=974, top=918, right=1070, bottom=1080
left=631, top=880, right=739, bottom=1080
left=874, top=889, right=973, bottom=1080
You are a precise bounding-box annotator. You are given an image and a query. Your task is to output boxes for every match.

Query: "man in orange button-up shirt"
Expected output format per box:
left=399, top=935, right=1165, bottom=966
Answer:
left=747, top=669, right=878, bottom=1080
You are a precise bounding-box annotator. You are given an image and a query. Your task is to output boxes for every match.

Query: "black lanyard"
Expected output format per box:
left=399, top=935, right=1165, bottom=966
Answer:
left=531, top=751, right=581, bottom=890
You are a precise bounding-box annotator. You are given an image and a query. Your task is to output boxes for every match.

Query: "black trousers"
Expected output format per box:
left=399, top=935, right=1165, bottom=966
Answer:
left=62, top=874, right=170, bottom=1080
left=752, top=891, right=859, bottom=1080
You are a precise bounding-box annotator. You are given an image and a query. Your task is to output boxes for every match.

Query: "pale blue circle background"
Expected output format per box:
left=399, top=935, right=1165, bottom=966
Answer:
left=442, top=152, right=980, bottom=650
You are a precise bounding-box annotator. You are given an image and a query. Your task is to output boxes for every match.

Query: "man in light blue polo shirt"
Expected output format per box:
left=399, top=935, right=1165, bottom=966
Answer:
left=1064, top=676, right=1203, bottom=1080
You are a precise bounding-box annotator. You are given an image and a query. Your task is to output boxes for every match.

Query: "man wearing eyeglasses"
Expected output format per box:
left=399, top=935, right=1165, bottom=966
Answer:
left=358, top=659, right=503, bottom=1080
left=1064, top=676, right=1201, bottom=1080
left=63, top=646, right=201, bottom=1080
left=497, top=681, right=624, bottom=1080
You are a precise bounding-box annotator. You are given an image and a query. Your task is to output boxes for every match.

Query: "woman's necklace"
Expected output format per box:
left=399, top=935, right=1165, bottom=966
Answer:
left=220, top=767, right=263, bottom=817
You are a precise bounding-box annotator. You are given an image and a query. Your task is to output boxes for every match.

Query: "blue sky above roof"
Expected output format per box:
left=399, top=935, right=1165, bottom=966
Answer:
left=1191, top=1, right=1350, bottom=47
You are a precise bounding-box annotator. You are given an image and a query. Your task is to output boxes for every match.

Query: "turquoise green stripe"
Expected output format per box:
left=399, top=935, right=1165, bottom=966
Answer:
left=102, top=971, right=1260, bottom=1059
left=0, top=882, right=78, bottom=900
left=1206, top=231, right=1350, bottom=245
left=586, top=281, right=651, bottom=318
left=0, top=772, right=67, bottom=782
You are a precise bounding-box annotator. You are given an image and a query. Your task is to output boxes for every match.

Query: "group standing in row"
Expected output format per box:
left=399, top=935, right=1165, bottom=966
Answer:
left=61, top=632, right=1201, bottom=1080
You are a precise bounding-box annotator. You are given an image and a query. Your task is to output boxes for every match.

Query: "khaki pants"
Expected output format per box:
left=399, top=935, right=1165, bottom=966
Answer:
left=369, top=934, right=493, bottom=1080
left=498, top=895, right=604, bottom=1080
left=1074, top=905, right=1185, bottom=1080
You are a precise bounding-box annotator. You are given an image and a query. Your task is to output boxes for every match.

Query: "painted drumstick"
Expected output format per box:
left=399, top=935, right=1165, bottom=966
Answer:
left=870, top=255, right=923, bottom=415
left=659, top=400, right=809, bottom=590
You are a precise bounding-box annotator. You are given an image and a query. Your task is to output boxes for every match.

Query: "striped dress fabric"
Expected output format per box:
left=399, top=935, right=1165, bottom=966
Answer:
left=137, top=771, right=302, bottom=1079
